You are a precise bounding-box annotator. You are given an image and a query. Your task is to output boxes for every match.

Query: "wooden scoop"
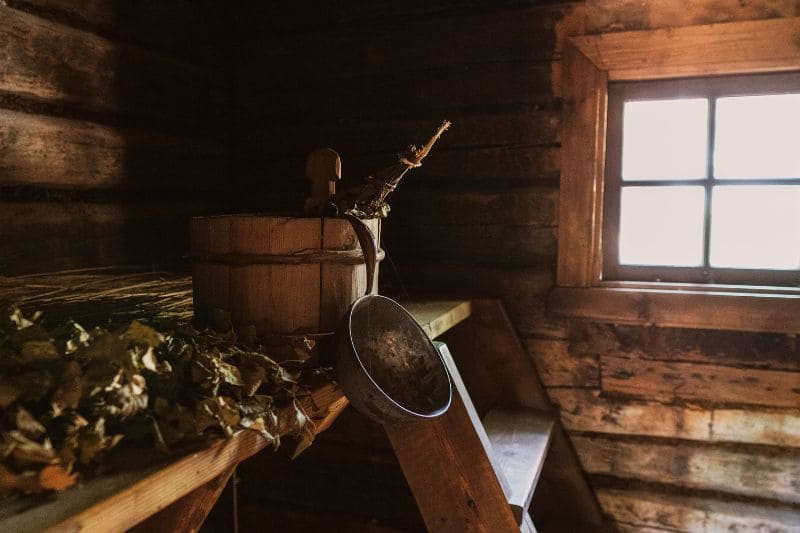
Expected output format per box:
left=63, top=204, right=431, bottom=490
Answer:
left=304, top=148, right=341, bottom=215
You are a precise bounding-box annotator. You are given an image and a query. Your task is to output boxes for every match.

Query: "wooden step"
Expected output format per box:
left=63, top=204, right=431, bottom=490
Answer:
left=483, top=407, right=554, bottom=525
left=432, top=341, right=512, bottom=497
left=386, top=341, right=521, bottom=532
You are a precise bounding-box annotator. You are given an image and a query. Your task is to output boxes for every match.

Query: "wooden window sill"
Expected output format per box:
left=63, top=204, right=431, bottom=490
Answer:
left=548, top=285, right=800, bottom=334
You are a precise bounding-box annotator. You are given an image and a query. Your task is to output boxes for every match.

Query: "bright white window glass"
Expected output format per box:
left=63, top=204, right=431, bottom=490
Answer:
left=622, top=98, right=709, bottom=181
left=714, top=94, right=800, bottom=179
left=709, top=185, right=800, bottom=269
left=619, top=186, right=706, bottom=266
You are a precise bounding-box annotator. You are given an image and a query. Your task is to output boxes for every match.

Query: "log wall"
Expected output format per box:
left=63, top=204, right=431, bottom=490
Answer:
left=4, top=0, right=797, bottom=530
left=230, top=1, right=800, bottom=531
left=0, top=1, right=231, bottom=274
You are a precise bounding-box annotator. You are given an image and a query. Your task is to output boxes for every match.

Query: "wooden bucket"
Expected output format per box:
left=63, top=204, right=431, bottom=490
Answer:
left=191, top=215, right=382, bottom=336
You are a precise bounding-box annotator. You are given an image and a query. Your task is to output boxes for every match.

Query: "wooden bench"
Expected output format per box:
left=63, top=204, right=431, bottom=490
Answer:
left=0, top=270, right=605, bottom=532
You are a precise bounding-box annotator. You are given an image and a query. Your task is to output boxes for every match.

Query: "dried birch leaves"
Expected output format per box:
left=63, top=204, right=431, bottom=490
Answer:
left=0, top=307, right=315, bottom=497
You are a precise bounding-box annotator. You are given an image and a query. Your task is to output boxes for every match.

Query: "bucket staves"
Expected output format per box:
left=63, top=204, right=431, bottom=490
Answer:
left=191, top=215, right=381, bottom=336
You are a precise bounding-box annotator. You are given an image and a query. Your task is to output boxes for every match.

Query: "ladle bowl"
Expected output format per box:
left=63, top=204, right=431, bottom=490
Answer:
left=336, top=295, right=452, bottom=425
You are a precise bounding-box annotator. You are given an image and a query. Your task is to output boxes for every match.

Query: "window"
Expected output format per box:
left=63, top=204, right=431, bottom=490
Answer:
left=603, top=73, right=800, bottom=286
left=550, top=17, right=800, bottom=333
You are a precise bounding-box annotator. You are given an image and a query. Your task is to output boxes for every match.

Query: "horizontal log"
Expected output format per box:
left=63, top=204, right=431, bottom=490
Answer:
left=711, top=408, right=800, bottom=448
left=573, top=435, right=800, bottom=504
left=567, top=321, right=800, bottom=372
left=6, top=0, right=222, bottom=64
left=232, top=1, right=571, bottom=36
left=548, top=286, right=800, bottom=335
left=552, top=388, right=710, bottom=440
left=238, top=6, right=564, bottom=86
left=409, top=144, right=560, bottom=184
left=585, top=0, right=800, bottom=34
left=237, top=145, right=561, bottom=194
left=0, top=7, right=224, bottom=125
left=383, top=224, right=556, bottom=266
left=390, top=186, right=558, bottom=227
left=525, top=339, right=599, bottom=387
left=596, top=487, right=800, bottom=533
left=241, top=107, right=561, bottom=153
left=377, top=262, right=554, bottom=299
left=549, top=388, right=800, bottom=447
left=0, top=109, right=226, bottom=189
left=601, top=354, right=800, bottom=408
left=0, top=201, right=209, bottom=275
left=236, top=61, right=557, bottom=122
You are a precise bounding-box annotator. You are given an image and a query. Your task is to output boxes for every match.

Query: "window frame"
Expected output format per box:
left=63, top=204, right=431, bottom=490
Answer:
left=550, top=17, right=800, bottom=334
left=603, top=72, right=800, bottom=286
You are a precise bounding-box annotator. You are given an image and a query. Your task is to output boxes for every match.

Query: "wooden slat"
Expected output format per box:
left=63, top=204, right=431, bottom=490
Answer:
left=549, top=388, right=800, bottom=447
left=0, top=109, right=225, bottom=189
left=0, top=6, right=223, bottom=123
left=596, top=487, right=800, bottom=533
left=572, top=16, right=800, bottom=80
left=549, top=286, right=800, bottom=334
left=525, top=339, right=599, bottom=387
left=601, top=354, right=800, bottom=408
left=556, top=42, right=607, bottom=286
left=574, top=435, right=800, bottom=504
left=483, top=408, right=553, bottom=524
left=403, top=300, right=472, bottom=340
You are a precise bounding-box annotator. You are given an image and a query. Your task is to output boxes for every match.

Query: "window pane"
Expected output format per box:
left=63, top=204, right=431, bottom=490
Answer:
left=619, top=186, right=706, bottom=266
left=709, top=185, right=800, bottom=269
left=714, top=94, right=800, bottom=179
left=622, top=99, right=709, bottom=181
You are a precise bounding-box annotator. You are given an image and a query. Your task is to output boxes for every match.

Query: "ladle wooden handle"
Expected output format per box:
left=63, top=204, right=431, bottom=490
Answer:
left=304, top=148, right=341, bottom=215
